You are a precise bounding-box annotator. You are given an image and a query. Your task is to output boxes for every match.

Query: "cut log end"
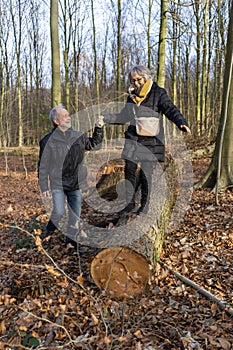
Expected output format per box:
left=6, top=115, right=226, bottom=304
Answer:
left=90, top=246, right=151, bottom=297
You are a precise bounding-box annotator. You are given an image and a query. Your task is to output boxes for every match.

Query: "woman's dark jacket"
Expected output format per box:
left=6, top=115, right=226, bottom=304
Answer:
left=103, top=82, right=188, bottom=162
left=38, top=126, right=103, bottom=192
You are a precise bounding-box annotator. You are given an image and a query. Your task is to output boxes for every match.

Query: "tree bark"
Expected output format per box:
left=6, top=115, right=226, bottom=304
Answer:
left=194, top=1, right=201, bottom=136
left=147, top=0, right=152, bottom=69
left=116, top=0, right=121, bottom=98
left=157, top=0, right=168, bottom=87
left=50, top=0, right=61, bottom=106
left=10, top=0, right=23, bottom=147
left=91, top=0, right=100, bottom=109
left=195, top=2, right=233, bottom=192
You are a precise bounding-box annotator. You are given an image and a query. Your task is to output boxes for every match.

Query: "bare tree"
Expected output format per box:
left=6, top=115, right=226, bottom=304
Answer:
left=157, top=0, right=168, bottom=87
left=67, top=1, right=89, bottom=112
left=0, top=0, right=230, bottom=146
left=26, top=0, right=48, bottom=144
left=90, top=0, right=100, bottom=108
left=50, top=0, right=61, bottom=106
left=195, top=2, right=233, bottom=197
left=115, top=0, right=122, bottom=97
left=9, top=0, right=27, bottom=147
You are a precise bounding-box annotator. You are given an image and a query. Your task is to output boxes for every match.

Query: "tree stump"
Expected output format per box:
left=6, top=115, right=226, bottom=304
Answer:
left=96, top=159, right=125, bottom=200
left=90, top=246, right=151, bottom=297
left=96, top=158, right=141, bottom=201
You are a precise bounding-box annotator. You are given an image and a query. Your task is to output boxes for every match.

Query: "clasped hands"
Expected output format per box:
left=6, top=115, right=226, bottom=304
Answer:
left=95, top=115, right=105, bottom=128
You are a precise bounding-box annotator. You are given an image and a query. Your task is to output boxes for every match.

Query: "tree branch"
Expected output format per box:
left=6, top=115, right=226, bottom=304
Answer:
left=161, top=262, right=233, bottom=316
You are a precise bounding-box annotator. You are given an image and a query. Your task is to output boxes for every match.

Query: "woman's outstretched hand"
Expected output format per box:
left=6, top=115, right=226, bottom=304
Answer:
left=180, top=125, right=191, bottom=134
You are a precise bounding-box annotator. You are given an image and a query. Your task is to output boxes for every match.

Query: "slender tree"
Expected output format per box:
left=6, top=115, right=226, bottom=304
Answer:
left=59, top=0, right=75, bottom=110
left=157, top=0, right=168, bottom=87
left=201, top=0, right=209, bottom=135
left=27, top=0, right=47, bottom=144
left=195, top=2, right=233, bottom=195
left=91, top=0, right=100, bottom=107
left=0, top=1, right=13, bottom=146
left=9, top=0, right=25, bottom=147
left=0, top=4, right=7, bottom=148
left=0, top=62, right=5, bottom=148
left=50, top=0, right=61, bottom=106
left=147, top=0, right=153, bottom=69
left=116, top=0, right=122, bottom=97
left=193, top=1, right=201, bottom=136
left=170, top=1, right=178, bottom=106
left=211, top=0, right=225, bottom=138
left=69, top=1, right=89, bottom=112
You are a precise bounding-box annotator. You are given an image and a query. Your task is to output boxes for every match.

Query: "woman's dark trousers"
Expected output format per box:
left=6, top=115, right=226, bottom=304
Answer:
left=124, top=159, right=154, bottom=213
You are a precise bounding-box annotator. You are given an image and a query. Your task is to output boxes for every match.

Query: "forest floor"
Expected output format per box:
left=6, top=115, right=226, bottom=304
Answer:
left=0, top=144, right=233, bottom=350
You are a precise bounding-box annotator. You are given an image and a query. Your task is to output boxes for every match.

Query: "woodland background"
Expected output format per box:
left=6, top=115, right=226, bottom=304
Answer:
left=0, top=0, right=233, bottom=349
left=0, top=0, right=231, bottom=147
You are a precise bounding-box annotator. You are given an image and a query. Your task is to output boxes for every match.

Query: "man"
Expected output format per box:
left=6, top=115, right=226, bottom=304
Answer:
left=38, top=105, right=104, bottom=248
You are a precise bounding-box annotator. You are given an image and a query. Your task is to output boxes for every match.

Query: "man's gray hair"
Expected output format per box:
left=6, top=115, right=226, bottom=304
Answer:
left=128, top=65, right=152, bottom=81
left=49, top=105, right=65, bottom=125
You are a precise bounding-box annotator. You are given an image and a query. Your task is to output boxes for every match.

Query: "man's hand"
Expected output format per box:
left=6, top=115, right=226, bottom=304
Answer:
left=180, top=125, right=191, bottom=134
left=42, top=191, right=51, bottom=198
left=95, top=115, right=105, bottom=128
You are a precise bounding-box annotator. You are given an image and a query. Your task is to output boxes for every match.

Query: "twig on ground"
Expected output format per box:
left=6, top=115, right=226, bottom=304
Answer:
left=162, top=261, right=233, bottom=316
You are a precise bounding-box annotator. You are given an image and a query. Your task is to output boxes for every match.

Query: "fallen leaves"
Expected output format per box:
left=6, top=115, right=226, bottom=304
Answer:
left=45, top=264, right=61, bottom=277
left=77, top=274, right=84, bottom=285
left=0, top=320, right=6, bottom=335
left=0, top=151, right=233, bottom=349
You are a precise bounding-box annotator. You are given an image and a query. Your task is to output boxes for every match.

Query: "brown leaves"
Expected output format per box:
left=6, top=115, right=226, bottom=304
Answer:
left=0, top=295, right=16, bottom=306
left=0, top=152, right=233, bottom=349
left=91, top=313, right=99, bottom=325
left=0, top=320, right=6, bottom=335
left=77, top=274, right=84, bottom=285
left=45, top=264, right=61, bottom=277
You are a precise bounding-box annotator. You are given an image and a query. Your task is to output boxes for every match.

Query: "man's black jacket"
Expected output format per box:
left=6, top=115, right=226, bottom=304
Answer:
left=38, top=126, right=103, bottom=192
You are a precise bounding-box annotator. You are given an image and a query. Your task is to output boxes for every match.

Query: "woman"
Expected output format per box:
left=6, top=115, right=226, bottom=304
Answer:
left=102, top=65, right=191, bottom=215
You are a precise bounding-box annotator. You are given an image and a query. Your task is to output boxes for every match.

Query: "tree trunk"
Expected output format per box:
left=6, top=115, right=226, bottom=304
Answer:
left=184, top=44, right=191, bottom=125
left=195, top=2, right=233, bottom=191
left=10, top=0, right=23, bottom=146
left=50, top=0, right=61, bottom=106
left=17, top=58, right=23, bottom=147
left=147, top=0, right=152, bottom=69
left=0, top=63, right=5, bottom=148
left=194, top=1, right=201, bottom=136
left=172, top=16, right=177, bottom=106
left=91, top=0, right=100, bottom=109
left=201, top=0, right=209, bottom=136
left=157, top=0, right=168, bottom=87
left=116, top=0, right=121, bottom=98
